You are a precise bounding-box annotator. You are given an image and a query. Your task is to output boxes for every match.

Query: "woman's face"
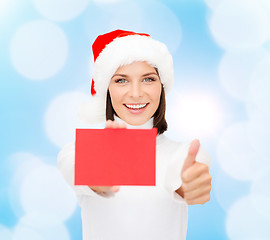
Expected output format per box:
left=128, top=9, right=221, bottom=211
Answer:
left=108, top=61, right=162, bottom=126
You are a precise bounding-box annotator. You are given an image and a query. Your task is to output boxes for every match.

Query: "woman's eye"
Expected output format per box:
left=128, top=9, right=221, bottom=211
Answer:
left=115, top=79, right=127, bottom=83
left=143, top=77, right=155, bottom=82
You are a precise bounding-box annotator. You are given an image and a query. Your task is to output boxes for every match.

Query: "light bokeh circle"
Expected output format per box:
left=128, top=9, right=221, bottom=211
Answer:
left=33, top=223, right=70, bottom=240
left=250, top=169, right=270, bottom=220
left=247, top=111, right=270, bottom=161
left=167, top=90, right=222, bottom=138
left=209, top=0, right=270, bottom=50
left=20, top=164, right=77, bottom=224
left=0, top=0, right=11, bottom=19
left=44, top=91, right=90, bottom=148
left=217, top=122, right=263, bottom=181
left=138, top=0, right=182, bottom=54
left=260, top=0, right=270, bottom=14
left=8, top=152, right=45, bottom=218
left=84, top=0, right=181, bottom=54
left=218, top=49, right=269, bottom=101
left=13, top=222, right=70, bottom=240
left=213, top=168, right=249, bottom=211
left=33, top=0, right=90, bottom=22
left=20, top=212, right=67, bottom=228
left=13, top=225, right=44, bottom=240
left=10, top=20, right=68, bottom=80
left=0, top=225, right=12, bottom=240
left=93, top=0, right=122, bottom=3
left=249, top=56, right=270, bottom=118
left=226, top=195, right=270, bottom=239
left=204, top=0, right=223, bottom=10
left=84, top=1, right=143, bottom=46
left=265, top=38, right=270, bottom=52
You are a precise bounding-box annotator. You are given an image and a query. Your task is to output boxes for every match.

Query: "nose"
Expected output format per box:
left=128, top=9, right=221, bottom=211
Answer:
left=129, top=81, right=143, bottom=98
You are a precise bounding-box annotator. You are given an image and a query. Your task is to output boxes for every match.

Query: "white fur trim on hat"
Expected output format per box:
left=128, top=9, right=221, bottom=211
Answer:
left=93, top=34, right=174, bottom=98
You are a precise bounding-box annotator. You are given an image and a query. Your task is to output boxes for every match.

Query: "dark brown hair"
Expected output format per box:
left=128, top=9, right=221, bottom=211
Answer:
left=106, top=85, right=168, bottom=135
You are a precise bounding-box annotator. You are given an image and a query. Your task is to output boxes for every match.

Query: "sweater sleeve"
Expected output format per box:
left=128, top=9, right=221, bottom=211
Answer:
left=57, top=143, right=115, bottom=199
left=164, top=142, right=212, bottom=201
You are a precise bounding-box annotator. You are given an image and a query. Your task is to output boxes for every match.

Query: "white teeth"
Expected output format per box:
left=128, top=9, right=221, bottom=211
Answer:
left=125, top=104, right=147, bottom=109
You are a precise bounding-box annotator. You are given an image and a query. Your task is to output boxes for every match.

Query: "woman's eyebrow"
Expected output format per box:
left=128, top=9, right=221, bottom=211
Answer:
left=111, top=74, right=128, bottom=78
left=142, top=72, right=159, bottom=77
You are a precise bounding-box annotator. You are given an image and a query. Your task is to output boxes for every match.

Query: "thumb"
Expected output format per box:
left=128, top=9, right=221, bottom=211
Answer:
left=182, top=139, right=200, bottom=173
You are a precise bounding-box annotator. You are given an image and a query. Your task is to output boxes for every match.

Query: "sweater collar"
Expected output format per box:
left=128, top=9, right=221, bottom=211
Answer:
left=113, top=115, right=166, bottom=145
left=114, top=115, right=153, bottom=129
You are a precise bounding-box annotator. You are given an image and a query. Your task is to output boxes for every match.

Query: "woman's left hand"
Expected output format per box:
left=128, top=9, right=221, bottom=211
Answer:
left=175, top=139, right=212, bottom=205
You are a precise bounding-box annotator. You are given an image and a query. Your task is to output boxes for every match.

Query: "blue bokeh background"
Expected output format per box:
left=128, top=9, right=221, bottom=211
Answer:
left=1, top=0, right=270, bottom=239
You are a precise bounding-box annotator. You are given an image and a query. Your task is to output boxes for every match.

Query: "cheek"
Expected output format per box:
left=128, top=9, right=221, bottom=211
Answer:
left=109, top=87, right=124, bottom=111
left=109, top=87, right=118, bottom=103
left=152, top=86, right=162, bottom=105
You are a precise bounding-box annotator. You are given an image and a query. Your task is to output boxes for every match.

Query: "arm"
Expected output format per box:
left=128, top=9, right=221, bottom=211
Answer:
left=57, top=120, right=126, bottom=197
left=57, top=142, right=99, bottom=197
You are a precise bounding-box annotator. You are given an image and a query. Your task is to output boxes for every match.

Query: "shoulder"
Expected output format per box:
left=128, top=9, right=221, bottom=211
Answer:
left=157, top=134, right=212, bottom=168
left=157, top=134, right=186, bottom=155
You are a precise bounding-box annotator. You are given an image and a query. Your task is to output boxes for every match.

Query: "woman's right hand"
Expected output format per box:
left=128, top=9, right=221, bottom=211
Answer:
left=88, top=120, right=127, bottom=194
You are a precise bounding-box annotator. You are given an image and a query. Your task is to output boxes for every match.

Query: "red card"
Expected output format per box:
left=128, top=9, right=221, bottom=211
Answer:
left=75, top=128, right=157, bottom=186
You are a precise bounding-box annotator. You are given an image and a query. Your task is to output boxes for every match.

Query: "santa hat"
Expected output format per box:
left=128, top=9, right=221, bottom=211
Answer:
left=78, top=29, right=174, bottom=124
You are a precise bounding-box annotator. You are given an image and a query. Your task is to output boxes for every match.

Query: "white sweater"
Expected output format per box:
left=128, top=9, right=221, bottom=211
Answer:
left=58, top=118, right=211, bottom=240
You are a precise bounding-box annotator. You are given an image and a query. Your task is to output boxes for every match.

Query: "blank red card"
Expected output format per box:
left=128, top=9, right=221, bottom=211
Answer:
left=75, top=128, right=157, bottom=186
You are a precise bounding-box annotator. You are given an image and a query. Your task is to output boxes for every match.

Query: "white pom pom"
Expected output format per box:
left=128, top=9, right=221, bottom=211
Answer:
left=77, top=96, right=106, bottom=124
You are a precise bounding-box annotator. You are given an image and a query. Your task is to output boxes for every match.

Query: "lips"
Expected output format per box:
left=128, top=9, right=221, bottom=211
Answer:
left=124, top=103, right=148, bottom=110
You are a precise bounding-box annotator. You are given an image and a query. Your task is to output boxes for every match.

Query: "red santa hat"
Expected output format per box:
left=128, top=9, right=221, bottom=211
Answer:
left=78, top=29, right=174, bottom=124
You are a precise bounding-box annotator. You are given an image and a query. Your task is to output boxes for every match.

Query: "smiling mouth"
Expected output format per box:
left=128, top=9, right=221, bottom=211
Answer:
left=124, top=103, right=148, bottom=110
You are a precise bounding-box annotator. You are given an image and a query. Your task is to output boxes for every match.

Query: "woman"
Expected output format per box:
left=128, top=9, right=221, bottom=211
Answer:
left=58, top=30, right=212, bottom=240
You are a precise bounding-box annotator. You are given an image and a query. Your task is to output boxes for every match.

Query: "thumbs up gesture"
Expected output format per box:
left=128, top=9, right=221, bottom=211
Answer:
left=175, top=139, right=212, bottom=205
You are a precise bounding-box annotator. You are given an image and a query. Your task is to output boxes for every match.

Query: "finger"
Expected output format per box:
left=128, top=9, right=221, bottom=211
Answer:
left=182, top=162, right=209, bottom=183
left=113, top=121, right=127, bottom=129
left=89, top=186, right=119, bottom=193
left=112, top=121, right=125, bottom=129
left=181, top=171, right=212, bottom=192
left=119, top=122, right=127, bottom=129
left=111, top=186, right=120, bottom=192
left=183, top=184, right=212, bottom=201
left=105, top=120, right=126, bottom=129
left=182, top=139, right=200, bottom=174
left=89, top=186, right=110, bottom=193
left=105, top=120, right=113, bottom=128
left=185, top=193, right=211, bottom=205
left=111, top=121, right=118, bottom=128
